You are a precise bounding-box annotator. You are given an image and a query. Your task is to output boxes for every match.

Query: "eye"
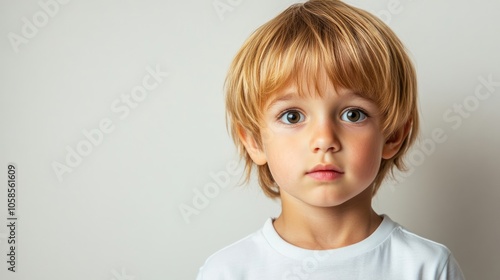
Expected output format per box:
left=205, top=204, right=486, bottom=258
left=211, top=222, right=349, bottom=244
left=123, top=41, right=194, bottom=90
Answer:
left=279, top=110, right=305, bottom=124
left=341, top=109, right=367, bottom=123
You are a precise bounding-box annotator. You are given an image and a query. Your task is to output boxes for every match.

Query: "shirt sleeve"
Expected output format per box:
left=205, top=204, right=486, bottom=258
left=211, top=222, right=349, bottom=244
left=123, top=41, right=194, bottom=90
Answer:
left=438, top=253, right=466, bottom=280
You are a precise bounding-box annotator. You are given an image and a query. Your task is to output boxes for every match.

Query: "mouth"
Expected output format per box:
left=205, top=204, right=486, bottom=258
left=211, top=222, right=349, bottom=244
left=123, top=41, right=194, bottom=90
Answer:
left=306, top=164, right=344, bottom=181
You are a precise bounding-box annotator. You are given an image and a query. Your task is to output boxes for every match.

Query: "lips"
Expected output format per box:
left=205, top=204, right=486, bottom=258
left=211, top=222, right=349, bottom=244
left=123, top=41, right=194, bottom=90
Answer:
left=306, top=164, right=344, bottom=181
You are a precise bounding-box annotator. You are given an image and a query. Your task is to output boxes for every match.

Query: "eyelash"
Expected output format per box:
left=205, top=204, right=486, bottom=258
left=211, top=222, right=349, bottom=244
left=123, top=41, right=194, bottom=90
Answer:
left=276, top=107, right=370, bottom=125
left=277, top=108, right=305, bottom=125
left=340, top=107, right=369, bottom=123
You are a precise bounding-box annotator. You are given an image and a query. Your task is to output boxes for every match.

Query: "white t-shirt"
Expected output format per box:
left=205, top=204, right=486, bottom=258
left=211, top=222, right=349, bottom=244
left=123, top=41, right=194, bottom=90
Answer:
left=196, top=215, right=465, bottom=279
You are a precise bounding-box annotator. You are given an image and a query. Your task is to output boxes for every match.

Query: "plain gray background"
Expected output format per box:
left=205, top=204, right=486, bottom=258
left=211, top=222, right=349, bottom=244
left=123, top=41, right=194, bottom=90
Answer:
left=1, top=0, right=499, bottom=279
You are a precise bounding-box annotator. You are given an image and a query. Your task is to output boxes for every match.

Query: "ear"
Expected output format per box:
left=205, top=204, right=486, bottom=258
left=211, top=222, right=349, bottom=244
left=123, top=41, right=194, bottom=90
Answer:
left=382, top=120, right=412, bottom=160
left=238, top=126, right=267, bottom=165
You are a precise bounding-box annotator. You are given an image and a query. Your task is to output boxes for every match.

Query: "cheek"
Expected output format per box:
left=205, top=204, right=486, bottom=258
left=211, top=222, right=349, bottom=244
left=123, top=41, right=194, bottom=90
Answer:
left=263, top=134, right=300, bottom=185
left=265, top=154, right=293, bottom=189
left=349, top=135, right=384, bottom=176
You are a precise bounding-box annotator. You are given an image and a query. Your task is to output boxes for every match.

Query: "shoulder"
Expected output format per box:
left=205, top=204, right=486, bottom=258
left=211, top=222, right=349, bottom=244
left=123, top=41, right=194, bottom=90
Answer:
left=203, top=230, right=263, bottom=266
left=196, top=221, right=270, bottom=279
left=388, top=220, right=452, bottom=258
left=382, top=216, right=465, bottom=279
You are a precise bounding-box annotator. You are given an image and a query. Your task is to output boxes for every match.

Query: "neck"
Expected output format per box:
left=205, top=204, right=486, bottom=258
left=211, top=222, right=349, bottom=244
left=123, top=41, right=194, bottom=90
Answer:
left=273, top=187, right=382, bottom=250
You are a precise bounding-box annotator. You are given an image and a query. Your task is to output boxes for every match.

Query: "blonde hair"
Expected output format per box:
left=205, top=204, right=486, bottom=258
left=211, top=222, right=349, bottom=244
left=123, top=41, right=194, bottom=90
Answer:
left=225, top=0, right=419, bottom=198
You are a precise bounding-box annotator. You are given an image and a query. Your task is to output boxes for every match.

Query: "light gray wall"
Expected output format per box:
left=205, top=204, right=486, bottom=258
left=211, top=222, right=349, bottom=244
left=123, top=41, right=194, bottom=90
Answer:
left=1, top=0, right=499, bottom=279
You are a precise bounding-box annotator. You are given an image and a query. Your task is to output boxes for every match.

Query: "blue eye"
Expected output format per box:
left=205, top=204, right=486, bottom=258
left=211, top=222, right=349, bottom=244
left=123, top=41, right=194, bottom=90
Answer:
left=341, top=109, right=367, bottom=123
left=279, top=110, right=305, bottom=124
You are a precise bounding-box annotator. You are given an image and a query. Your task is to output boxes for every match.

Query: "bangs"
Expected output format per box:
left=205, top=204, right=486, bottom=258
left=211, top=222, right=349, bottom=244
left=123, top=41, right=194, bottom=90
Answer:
left=259, top=3, right=390, bottom=101
left=236, top=1, right=414, bottom=134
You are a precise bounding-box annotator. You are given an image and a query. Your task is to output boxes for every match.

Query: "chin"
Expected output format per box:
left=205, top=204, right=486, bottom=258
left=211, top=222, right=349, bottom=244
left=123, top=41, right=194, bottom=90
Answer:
left=306, top=196, right=353, bottom=208
left=307, top=189, right=367, bottom=208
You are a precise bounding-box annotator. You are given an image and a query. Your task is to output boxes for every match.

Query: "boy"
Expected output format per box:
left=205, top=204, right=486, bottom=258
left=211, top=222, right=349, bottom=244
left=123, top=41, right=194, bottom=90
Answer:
left=197, top=0, right=465, bottom=279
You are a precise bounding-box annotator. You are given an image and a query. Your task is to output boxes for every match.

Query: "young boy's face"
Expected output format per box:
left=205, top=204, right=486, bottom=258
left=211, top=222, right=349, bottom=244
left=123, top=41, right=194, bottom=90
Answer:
left=244, top=78, right=400, bottom=207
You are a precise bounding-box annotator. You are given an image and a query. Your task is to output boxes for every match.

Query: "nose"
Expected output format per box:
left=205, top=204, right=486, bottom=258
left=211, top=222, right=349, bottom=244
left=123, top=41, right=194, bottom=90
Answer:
left=310, top=119, right=340, bottom=153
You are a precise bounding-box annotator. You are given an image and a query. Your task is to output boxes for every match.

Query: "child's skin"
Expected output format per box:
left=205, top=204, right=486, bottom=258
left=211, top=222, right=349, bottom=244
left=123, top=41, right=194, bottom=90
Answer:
left=240, top=74, right=408, bottom=250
